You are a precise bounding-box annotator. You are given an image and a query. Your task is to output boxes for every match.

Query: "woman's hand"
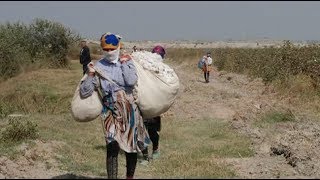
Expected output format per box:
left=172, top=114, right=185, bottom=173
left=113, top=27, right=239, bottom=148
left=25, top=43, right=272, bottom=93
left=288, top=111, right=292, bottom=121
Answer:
left=119, top=54, right=132, bottom=64
left=87, top=62, right=95, bottom=76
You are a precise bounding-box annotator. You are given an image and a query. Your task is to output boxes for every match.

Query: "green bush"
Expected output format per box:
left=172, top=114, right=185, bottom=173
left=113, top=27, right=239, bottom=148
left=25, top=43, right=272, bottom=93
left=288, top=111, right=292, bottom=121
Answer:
left=0, top=18, right=81, bottom=80
left=28, top=18, right=81, bottom=68
left=0, top=22, right=32, bottom=78
left=212, top=41, right=320, bottom=88
left=1, top=117, right=39, bottom=143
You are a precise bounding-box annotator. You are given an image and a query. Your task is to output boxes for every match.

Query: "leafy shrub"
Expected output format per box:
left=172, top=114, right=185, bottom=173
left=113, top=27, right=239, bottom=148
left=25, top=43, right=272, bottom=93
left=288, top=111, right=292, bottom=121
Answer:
left=0, top=18, right=81, bottom=80
left=0, top=22, right=33, bottom=78
left=28, top=18, right=81, bottom=68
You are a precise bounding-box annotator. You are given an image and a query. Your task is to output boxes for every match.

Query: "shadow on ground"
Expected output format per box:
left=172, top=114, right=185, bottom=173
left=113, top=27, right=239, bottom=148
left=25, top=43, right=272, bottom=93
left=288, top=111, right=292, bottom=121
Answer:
left=52, top=173, right=105, bottom=179
left=94, top=145, right=125, bottom=155
left=196, top=79, right=208, bottom=83
left=94, top=145, right=105, bottom=151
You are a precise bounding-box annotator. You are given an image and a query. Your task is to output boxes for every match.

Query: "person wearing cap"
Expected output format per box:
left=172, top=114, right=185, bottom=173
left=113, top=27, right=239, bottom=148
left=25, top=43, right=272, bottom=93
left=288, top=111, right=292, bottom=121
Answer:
left=79, top=33, right=150, bottom=179
left=139, top=45, right=165, bottom=165
left=79, top=40, right=91, bottom=75
left=201, top=52, right=213, bottom=83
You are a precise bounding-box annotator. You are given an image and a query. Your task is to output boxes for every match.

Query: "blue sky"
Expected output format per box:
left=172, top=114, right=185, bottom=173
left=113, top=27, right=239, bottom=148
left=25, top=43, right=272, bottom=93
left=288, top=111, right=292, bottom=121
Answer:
left=1, top=1, right=319, bottom=41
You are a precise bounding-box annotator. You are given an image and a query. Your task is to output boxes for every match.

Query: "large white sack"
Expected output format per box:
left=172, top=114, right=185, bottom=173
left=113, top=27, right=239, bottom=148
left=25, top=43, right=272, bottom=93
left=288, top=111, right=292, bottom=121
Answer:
left=131, top=51, right=180, bottom=119
left=71, top=74, right=103, bottom=122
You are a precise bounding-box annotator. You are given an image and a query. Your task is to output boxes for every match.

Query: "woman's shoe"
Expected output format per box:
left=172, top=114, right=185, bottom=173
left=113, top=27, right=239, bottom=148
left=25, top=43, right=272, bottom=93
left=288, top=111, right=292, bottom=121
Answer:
left=139, top=155, right=149, bottom=166
left=139, top=159, right=149, bottom=166
left=152, top=150, right=160, bottom=159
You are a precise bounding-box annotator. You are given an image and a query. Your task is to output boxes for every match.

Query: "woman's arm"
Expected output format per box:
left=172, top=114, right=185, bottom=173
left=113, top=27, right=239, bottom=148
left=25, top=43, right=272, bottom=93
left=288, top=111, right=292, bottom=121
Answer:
left=79, top=74, right=99, bottom=98
left=121, top=60, right=138, bottom=86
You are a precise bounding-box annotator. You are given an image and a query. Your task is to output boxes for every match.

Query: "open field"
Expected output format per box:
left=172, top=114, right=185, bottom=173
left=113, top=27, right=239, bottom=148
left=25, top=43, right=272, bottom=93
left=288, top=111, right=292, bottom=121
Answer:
left=0, top=45, right=320, bottom=178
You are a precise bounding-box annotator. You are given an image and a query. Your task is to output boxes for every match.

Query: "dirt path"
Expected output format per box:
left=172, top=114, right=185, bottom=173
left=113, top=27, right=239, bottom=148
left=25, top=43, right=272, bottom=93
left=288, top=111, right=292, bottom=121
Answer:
left=171, top=63, right=320, bottom=179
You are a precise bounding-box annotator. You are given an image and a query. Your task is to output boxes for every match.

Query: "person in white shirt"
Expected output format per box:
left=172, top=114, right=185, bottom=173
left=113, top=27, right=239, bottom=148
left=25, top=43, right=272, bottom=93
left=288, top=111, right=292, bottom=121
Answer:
left=201, top=52, right=213, bottom=83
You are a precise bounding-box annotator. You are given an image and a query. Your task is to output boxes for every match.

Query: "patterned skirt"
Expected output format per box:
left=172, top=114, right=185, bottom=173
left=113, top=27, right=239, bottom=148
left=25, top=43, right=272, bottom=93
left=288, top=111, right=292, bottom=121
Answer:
left=100, top=90, right=150, bottom=153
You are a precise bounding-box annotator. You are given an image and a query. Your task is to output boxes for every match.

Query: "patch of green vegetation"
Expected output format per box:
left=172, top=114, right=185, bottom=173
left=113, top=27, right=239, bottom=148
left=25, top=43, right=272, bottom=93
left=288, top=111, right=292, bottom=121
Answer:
left=168, top=41, right=320, bottom=96
left=1, top=117, right=39, bottom=143
left=145, top=116, right=253, bottom=178
left=0, top=100, right=15, bottom=118
left=0, top=82, right=71, bottom=115
left=28, top=114, right=107, bottom=176
left=0, top=18, right=81, bottom=80
left=0, top=117, right=39, bottom=160
left=0, top=141, right=22, bottom=160
left=254, top=110, right=295, bottom=128
left=262, top=110, right=295, bottom=123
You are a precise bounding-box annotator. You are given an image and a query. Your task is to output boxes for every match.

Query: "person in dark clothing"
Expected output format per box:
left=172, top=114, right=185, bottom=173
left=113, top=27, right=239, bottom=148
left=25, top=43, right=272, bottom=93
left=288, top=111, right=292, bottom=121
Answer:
left=140, top=45, right=166, bottom=165
left=80, top=40, right=91, bottom=75
left=141, top=116, right=161, bottom=163
left=132, top=45, right=138, bottom=53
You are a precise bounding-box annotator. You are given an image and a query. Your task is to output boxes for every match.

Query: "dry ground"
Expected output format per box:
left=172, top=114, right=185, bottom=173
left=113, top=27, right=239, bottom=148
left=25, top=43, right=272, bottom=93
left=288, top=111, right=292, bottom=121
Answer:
left=173, top=62, right=320, bottom=179
left=0, top=55, right=320, bottom=178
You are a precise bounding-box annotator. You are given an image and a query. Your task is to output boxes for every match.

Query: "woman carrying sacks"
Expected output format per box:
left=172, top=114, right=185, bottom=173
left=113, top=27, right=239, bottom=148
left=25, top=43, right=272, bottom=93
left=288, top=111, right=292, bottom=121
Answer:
left=79, top=32, right=150, bottom=179
left=139, top=45, right=166, bottom=165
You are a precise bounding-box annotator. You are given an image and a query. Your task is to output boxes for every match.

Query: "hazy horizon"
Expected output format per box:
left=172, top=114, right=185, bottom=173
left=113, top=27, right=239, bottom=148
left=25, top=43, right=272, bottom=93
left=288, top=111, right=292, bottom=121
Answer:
left=1, top=1, right=320, bottom=41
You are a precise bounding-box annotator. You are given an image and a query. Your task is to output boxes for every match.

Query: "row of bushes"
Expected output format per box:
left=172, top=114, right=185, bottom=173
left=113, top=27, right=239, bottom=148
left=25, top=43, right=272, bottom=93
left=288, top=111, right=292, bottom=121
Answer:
left=166, top=41, right=320, bottom=90
left=214, top=41, right=320, bottom=88
left=0, top=18, right=81, bottom=80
